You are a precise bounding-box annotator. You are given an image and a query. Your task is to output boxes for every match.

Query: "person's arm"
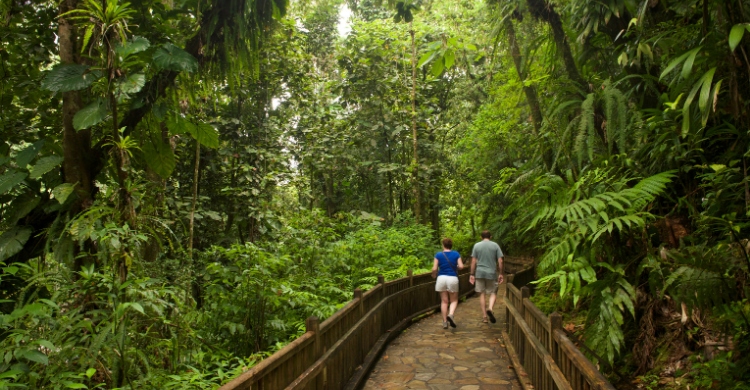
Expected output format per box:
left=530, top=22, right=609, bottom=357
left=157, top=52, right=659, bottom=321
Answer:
left=497, top=245, right=504, bottom=283
left=470, top=257, right=477, bottom=284
left=432, top=258, right=440, bottom=273
left=457, top=257, right=464, bottom=270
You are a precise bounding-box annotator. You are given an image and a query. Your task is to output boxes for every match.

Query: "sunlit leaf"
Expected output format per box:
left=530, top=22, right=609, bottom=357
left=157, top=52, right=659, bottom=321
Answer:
left=52, top=183, right=77, bottom=204
left=189, top=123, right=220, bottom=148
left=29, top=156, right=63, bottom=179
left=73, top=98, right=108, bottom=130
left=729, top=23, right=747, bottom=52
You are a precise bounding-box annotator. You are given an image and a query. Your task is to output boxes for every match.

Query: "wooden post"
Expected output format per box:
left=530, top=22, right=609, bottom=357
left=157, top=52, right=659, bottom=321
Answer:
left=519, top=286, right=530, bottom=363
left=354, top=288, right=363, bottom=318
left=306, top=316, right=323, bottom=389
left=505, top=274, right=514, bottom=333
left=550, top=312, right=562, bottom=362
left=377, top=275, right=386, bottom=332
left=407, top=269, right=413, bottom=287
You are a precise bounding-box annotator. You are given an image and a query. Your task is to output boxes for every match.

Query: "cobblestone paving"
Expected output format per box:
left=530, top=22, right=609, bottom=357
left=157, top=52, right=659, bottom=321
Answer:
left=363, top=292, right=520, bottom=390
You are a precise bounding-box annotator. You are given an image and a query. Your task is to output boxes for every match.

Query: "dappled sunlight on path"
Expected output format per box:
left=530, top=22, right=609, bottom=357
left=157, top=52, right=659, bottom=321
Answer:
left=363, top=292, right=520, bottom=390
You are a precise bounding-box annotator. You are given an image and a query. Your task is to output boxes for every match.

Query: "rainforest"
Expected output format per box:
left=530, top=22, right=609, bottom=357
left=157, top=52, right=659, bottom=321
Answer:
left=0, top=0, right=749, bottom=388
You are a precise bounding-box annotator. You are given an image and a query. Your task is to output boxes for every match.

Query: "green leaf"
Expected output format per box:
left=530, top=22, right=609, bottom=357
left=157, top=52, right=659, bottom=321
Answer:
left=85, top=368, right=96, bottom=378
left=52, top=183, right=77, bottom=204
left=116, top=36, right=150, bottom=59
left=0, top=370, right=24, bottom=379
left=729, top=24, right=747, bottom=52
left=41, top=64, right=101, bottom=92
left=189, top=123, right=220, bottom=148
left=431, top=58, right=444, bottom=77
left=16, top=140, right=45, bottom=167
left=681, top=48, right=701, bottom=79
left=65, top=384, right=88, bottom=389
left=166, top=114, right=195, bottom=136
left=682, top=75, right=704, bottom=135
left=81, top=26, right=94, bottom=54
left=417, top=51, right=433, bottom=68
left=703, top=79, right=722, bottom=126
left=129, top=302, right=144, bottom=314
left=37, top=340, right=55, bottom=351
left=152, top=43, right=199, bottom=73
left=0, top=172, right=28, bottom=195
left=29, top=156, right=63, bottom=179
left=23, top=350, right=49, bottom=366
left=73, top=98, right=108, bottom=130
left=117, top=73, right=146, bottom=94
left=143, top=140, right=175, bottom=178
left=698, top=68, right=717, bottom=112
left=660, top=49, right=693, bottom=79
left=0, top=227, right=32, bottom=262
left=444, top=49, right=455, bottom=69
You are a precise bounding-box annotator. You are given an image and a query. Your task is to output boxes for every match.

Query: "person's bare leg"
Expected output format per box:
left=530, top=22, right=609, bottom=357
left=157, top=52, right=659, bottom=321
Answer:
left=479, top=292, right=486, bottom=318
left=440, top=291, right=449, bottom=322
left=488, top=293, right=497, bottom=313
left=449, top=292, right=459, bottom=315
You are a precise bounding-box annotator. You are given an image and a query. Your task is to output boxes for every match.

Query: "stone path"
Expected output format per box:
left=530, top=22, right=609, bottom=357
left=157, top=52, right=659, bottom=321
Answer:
left=362, top=291, right=521, bottom=390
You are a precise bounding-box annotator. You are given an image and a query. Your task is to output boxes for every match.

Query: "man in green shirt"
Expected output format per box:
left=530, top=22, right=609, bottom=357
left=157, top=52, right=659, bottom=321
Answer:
left=469, top=230, right=504, bottom=323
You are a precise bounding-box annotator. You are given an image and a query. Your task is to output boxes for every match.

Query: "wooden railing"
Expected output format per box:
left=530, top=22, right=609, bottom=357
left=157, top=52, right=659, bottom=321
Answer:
left=220, top=268, right=474, bottom=390
left=505, top=280, right=616, bottom=390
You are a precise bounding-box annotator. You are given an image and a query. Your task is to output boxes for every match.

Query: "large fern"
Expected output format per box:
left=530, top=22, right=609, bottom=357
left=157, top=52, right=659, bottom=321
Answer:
left=526, top=168, right=675, bottom=363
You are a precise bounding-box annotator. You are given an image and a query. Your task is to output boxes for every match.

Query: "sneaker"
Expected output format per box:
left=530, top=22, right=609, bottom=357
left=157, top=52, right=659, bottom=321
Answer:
left=447, top=314, right=457, bottom=328
left=442, top=321, right=449, bottom=329
left=486, top=310, right=496, bottom=324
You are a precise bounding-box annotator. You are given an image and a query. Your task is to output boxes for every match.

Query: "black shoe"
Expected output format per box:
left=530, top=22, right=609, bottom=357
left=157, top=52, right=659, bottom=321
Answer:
left=486, top=310, right=496, bottom=324
left=447, top=314, right=457, bottom=328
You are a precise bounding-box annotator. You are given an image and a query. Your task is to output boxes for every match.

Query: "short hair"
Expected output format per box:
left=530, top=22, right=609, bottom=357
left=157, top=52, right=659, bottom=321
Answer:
left=442, top=238, right=453, bottom=249
left=480, top=230, right=491, bottom=239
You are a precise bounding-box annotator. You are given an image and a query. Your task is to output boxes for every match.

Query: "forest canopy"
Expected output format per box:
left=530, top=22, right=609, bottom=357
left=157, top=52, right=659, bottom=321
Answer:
left=0, top=0, right=749, bottom=388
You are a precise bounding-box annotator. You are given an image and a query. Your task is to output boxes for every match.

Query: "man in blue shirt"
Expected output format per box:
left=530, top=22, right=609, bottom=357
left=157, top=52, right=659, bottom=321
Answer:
left=469, top=231, right=504, bottom=323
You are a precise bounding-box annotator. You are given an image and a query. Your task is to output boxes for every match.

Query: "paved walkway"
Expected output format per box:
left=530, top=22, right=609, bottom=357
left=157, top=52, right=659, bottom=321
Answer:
left=362, top=291, right=521, bottom=390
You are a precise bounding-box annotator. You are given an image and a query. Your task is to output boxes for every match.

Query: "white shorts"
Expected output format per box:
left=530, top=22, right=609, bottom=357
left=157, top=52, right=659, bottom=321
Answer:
left=475, top=278, right=498, bottom=295
left=436, top=275, right=459, bottom=293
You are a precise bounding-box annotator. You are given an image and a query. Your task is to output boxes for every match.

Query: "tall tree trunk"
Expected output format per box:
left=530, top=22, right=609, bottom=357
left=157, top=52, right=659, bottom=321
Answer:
left=409, top=23, right=421, bottom=223
left=525, top=0, right=587, bottom=92
left=188, top=140, right=200, bottom=258
left=59, top=0, right=96, bottom=274
left=504, top=18, right=551, bottom=170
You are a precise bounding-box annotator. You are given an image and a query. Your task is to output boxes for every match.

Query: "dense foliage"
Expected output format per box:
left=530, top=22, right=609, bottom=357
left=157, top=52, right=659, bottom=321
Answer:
left=1, top=0, right=749, bottom=388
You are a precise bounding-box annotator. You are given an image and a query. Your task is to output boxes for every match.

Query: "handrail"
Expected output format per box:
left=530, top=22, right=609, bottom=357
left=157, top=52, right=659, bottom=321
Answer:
left=505, top=275, right=617, bottom=390
left=219, top=267, right=472, bottom=390
left=506, top=300, right=572, bottom=390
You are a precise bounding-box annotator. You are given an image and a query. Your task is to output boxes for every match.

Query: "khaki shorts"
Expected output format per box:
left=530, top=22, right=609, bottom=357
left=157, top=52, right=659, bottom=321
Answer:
left=436, top=275, right=459, bottom=293
left=475, top=278, right=498, bottom=295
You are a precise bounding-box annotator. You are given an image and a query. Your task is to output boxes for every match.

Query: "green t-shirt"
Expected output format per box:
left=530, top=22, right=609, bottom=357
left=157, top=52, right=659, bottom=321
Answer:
left=471, top=240, right=504, bottom=280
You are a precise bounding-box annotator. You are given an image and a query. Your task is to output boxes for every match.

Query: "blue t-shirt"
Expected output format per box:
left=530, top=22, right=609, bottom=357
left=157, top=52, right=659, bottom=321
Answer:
left=435, top=251, right=460, bottom=277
